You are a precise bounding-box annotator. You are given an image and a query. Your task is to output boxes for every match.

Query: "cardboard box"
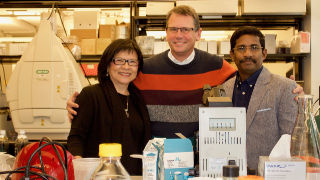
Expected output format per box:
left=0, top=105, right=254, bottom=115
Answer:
left=80, top=39, right=96, bottom=55
left=146, top=2, right=174, bottom=16
left=176, top=0, right=238, bottom=15
left=242, top=0, right=306, bottom=15
left=70, top=29, right=97, bottom=41
left=258, top=156, right=306, bottom=180
left=73, top=11, right=99, bottom=29
left=208, top=41, right=218, bottom=55
left=143, top=138, right=165, bottom=180
left=265, top=34, right=277, bottom=54
left=99, top=25, right=116, bottom=39
left=115, top=24, right=129, bottom=39
left=96, top=38, right=112, bottom=55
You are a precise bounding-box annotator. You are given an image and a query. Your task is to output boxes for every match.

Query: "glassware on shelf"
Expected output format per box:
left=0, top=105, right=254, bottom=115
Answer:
left=290, top=95, right=320, bottom=180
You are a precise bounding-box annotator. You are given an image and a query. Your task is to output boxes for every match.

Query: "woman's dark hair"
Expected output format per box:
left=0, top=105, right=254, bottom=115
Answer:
left=230, top=26, right=265, bottom=52
left=97, top=38, right=143, bottom=84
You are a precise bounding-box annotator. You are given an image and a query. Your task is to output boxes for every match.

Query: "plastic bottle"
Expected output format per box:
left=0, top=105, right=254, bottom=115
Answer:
left=0, top=130, right=9, bottom=153
left=291, top=95, right=320, bottom=180
left=90, top=143, right=130, bottom=180
left=14, top=130, right=28, bottom=156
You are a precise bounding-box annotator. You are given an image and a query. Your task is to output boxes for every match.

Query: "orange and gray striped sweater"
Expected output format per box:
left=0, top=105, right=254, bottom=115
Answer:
left=134, top=49, right=236, bottom=138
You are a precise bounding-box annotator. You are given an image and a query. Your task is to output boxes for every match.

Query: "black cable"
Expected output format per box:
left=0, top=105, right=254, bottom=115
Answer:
left=54, top=7, right=92, bottom=86
left=57, top=7, right=68, bottom=38
left=47, top=3, right=55, bottom=20
left=3, top=170, right=54, bottom=180
left=6, top=166, right=56, bottom=180
left=38, top=137, right=53, bottom=174
left=56, top=35, right=91, bottom=86
left=25, top=142, right=68, bottom=180
left=24, top=142, right=68, bottom=180
left=314, top=98, right=319, bottom=106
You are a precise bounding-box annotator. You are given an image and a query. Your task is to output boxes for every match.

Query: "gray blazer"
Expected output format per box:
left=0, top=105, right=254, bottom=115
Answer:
left=222, top=67, right=297, bottom=170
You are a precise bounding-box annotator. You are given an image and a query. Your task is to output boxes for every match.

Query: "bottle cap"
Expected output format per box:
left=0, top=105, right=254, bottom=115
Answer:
left=223, top=165, right=239, bottom=177
left=99, top=143, right=122, bottom=157
left=228, top=159, right=236, bottom=165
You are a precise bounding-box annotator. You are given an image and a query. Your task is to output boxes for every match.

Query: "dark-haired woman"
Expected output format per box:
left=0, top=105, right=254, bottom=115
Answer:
left=67, top=39, right=151, bottom=175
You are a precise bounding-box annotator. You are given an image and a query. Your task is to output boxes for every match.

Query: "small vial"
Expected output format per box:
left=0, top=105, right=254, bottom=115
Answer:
left=223, top=164, right=239, bottom=180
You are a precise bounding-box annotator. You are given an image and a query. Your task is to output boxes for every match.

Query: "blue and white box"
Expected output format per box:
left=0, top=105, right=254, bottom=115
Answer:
left=159, top=139, right=194, bottom=180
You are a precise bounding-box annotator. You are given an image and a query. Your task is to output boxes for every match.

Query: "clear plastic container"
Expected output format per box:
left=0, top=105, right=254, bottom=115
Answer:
left=73, top=158, right=100, bottom=180
left=91, top=143, right=130, bottom=180
left=0, top=130, right=9, bottom=153
left=14, top=129, right=28, bottom=156
left=291, top=95, right=320, bottom=180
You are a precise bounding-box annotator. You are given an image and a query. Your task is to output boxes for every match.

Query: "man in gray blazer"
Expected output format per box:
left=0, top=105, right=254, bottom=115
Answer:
left=222, top=26, right=298, bottom=172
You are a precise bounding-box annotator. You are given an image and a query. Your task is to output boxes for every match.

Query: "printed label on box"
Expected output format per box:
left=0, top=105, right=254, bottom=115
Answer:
left=163, top=152, right=194, bottom=169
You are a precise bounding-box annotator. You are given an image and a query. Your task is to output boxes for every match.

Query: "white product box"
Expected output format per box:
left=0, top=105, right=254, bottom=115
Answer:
left=258, top=156, right=306, bottom=180
left=74, top=11, right=99, bottom=29
left=208, top=41, right=218, bottom=55
left=146, top=2, right=174, bottom=16
left=176, top=0, right=238, bottom=15
left=196, top=41, right=208, bottom=52
left=143, top=138, right=193, bottom=180
left=143, top=138, right=165, bottom=180
left=218, top=41, right=230, bottom=55
left=265, top=34, right=277, bottom=54
left=242, top=0, right=306, bottom=15
left=290, top=31, right=310, bottom=54
left=160, top=139, right=194, bottom=180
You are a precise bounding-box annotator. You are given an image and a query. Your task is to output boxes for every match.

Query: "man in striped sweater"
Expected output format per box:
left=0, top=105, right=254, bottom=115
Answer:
left=133, top=5, right=236, bottom=138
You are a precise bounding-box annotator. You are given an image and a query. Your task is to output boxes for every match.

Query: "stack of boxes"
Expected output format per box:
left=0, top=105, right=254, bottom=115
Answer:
left=70, top=11, right=114, bottom=55
left=70, top=11, right=98, bottom=55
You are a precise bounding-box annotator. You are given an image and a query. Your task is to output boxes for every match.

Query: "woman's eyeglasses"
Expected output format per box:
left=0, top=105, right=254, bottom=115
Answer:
left=112, top=57, right=139, bottom=66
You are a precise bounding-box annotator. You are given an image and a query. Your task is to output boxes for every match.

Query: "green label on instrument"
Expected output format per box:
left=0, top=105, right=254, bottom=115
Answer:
left=36, top=70, right=49, bottom=74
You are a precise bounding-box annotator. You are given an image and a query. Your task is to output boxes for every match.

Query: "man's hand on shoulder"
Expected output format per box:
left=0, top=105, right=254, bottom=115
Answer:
left=67, top=91, right=80, bottom=123
left=290, top=75, right=304, bottom=101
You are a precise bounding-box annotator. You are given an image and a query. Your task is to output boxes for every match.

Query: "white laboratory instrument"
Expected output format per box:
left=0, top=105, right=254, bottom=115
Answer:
left=6, top=20, right=89, bottom=140
left=199, top=107, right=247, bottom=178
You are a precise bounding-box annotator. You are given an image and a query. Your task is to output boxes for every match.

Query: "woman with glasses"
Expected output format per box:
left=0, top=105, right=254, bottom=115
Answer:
left=67, top=39, right=151, bottom=175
